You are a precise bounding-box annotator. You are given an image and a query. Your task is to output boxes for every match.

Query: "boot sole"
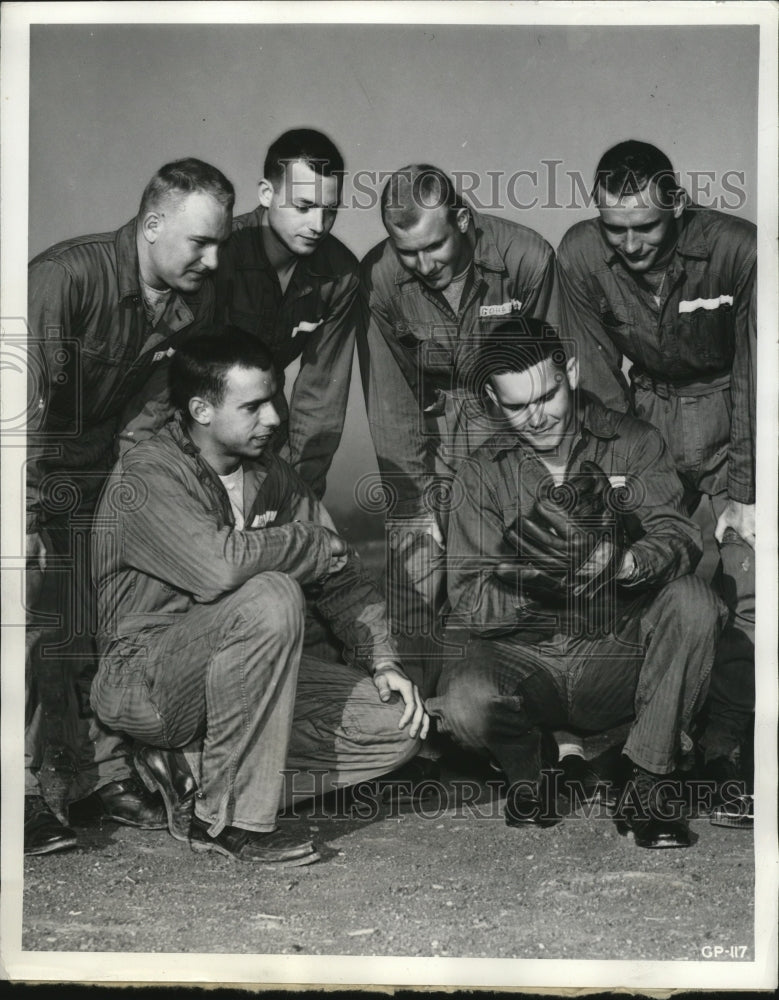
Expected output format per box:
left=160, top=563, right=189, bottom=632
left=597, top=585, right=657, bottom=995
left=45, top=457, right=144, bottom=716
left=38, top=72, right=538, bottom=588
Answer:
left=190, top=838, right=321, bottom=866
left=25, top=834, right=78, bottom=856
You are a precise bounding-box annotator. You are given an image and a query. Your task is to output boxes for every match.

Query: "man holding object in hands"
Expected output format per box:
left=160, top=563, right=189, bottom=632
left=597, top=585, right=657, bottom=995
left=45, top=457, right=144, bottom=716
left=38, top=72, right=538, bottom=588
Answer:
left=427, top=319, right=725, bottom=849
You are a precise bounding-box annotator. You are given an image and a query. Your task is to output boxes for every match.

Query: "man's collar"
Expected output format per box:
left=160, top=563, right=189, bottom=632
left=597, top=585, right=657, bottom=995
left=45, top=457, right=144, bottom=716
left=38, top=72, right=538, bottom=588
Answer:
left=393, top=209, right=505, bottom=286
left=484, top=392, right=620, bottom=460
left=116, top=218, right=143, bottom=300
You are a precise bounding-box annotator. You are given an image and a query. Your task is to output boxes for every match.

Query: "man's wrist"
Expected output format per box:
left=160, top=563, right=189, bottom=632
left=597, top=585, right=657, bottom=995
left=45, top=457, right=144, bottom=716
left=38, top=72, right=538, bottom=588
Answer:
left=617, top=550, right=640, bottom=583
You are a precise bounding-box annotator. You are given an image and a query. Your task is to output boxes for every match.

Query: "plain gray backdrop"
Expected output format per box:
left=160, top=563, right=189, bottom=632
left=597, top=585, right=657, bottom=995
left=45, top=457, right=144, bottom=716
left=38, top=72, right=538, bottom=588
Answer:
left=29, top=23, right=758, bottom=529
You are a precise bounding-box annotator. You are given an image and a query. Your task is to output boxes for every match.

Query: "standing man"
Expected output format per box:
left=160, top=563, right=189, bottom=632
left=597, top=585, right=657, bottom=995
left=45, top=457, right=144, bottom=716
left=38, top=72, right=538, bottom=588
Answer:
left=358, top=165, right=557, bottom=690
left=429, top=321, right=725, bottom=848
left=216, top=128, right=358, bottom=500
left=90, top=328, right=426, bottom=861
left=556, top=140, right=756, bottom=806
left=25, top=158, right=234, bottom=854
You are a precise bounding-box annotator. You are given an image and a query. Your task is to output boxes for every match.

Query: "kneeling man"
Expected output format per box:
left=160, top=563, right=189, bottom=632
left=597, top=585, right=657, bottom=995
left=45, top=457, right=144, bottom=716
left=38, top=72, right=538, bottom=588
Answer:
left=91, top=327, right=427, bottom=864
left=427, top=319, right=725, bottom=849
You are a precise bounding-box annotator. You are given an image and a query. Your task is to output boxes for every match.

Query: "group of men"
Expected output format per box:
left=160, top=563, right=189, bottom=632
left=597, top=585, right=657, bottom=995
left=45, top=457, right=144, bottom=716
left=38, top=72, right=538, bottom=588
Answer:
left=24, top=130, right=756, bottom=863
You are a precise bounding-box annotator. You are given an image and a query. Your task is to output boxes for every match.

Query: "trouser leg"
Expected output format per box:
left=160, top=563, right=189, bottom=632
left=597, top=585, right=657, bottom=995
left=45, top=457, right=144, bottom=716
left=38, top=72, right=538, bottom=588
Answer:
left=699, top=494, right=755, bottom=760
left=92, top=572, right=305, bottom=836
left=620, top=577, right=725, bottom=773
left=26, top=511, right=130, bottom=808
left=283, top=656, right=420, bottom=806
left=425, top=632, right=568, bottom=784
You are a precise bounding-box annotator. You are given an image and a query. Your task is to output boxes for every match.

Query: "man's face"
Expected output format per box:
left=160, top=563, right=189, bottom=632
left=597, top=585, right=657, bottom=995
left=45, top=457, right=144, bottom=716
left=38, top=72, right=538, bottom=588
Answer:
left=487, top=356, right=578, bottom=453
left=386, top=205, right=472, bottom=291
left=597, top=183, right=683, bottom=273
left=144, top=191, right=232, bottom=293
left=259, top=160, right=340, bottom=257
left=205, top=365, right=280, bottom=463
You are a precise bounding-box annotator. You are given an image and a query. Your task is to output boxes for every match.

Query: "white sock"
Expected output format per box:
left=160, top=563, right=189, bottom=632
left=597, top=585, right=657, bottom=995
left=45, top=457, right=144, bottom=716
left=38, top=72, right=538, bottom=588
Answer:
left=554, top=732, right=585, bottom=761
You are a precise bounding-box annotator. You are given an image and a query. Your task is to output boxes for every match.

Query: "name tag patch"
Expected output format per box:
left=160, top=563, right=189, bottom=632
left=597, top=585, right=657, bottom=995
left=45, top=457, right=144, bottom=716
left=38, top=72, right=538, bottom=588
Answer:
left=480, top=299, right=523, bottom=318
left=678, top=295, right=733, bottom=314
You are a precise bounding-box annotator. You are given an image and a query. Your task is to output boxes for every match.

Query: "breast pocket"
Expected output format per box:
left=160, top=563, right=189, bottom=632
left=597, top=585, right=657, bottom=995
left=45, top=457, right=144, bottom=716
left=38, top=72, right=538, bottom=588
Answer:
left=675, top=303, right=734, bottom=369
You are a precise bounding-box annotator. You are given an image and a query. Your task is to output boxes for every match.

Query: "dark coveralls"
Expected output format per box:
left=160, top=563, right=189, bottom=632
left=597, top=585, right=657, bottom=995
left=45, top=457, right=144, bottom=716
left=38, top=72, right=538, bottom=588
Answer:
left=556, top=205, right=756, bottom=761
left=427, top=397, right=726, bottom=782
left=215, top=206, right=360, bottom=500
left=358, top=210, right=558, bottom=684
left=25, top=218, right=215, bottom=804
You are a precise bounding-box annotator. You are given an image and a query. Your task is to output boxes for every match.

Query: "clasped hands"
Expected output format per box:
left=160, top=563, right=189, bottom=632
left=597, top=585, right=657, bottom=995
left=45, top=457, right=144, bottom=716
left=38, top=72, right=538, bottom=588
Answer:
left=494, top=461, right=625, bottom=603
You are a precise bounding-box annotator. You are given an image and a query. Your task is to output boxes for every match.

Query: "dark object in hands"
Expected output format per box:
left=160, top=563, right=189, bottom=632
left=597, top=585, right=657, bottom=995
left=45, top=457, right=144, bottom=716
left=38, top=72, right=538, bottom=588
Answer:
left=500, top=461, right=625, bottom=601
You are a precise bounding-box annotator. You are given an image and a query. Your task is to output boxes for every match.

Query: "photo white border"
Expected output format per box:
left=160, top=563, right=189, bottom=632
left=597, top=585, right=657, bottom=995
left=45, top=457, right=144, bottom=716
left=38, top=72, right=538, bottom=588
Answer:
left=2, top=0, right=777, bottom=989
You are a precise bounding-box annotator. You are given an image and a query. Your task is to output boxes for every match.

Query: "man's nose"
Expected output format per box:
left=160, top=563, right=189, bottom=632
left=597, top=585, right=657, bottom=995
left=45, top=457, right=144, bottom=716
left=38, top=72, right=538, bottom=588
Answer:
left=623, top=229, right=640, bottom=255
left=308, top=208, right=325, bottom=234
left=261, top=403, right=281, bottom=428
left=526, top=401, right=546, bottom=428
left=201, top=244, right=219, bottom=271
left=416, top=252, right=434, bottom=276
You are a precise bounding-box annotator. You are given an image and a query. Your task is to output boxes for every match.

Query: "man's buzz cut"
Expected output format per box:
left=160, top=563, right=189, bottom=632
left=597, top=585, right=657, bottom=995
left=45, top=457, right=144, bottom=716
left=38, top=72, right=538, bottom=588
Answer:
left=263, top=128, right=345, bottom=190
left=169, top=325, right=275, bottom=419
left=139, top=157, right=235, bottom=217
left=471, top=317, right=569, bottom=396
left=380, top=164, right=467, bottom=230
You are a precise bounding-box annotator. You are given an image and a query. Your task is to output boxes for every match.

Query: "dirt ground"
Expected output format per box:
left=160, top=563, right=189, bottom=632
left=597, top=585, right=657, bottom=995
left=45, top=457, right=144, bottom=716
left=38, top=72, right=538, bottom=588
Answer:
left=22, top=772, right=754, bottom=960
left=20, top=527, right=756, bottom=967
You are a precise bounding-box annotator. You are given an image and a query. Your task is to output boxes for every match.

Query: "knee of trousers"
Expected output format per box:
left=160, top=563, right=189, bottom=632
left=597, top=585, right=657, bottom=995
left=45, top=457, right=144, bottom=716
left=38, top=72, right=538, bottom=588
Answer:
left=222, top=572, right=306, bottom=640
left=430, top=668, right=507, bottom=750
left=650, top=576, right=727, bottom=638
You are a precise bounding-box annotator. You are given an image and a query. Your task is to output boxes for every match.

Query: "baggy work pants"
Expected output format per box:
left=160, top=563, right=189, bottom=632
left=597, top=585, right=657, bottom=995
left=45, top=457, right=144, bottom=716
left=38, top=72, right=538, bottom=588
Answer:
left=26, top=508, right=131, bottom=802
left=426, top=577, right=725, bottom=781
left=91, top=572, right=419, bottom=836
left=633, top=380, right=755, bottom=759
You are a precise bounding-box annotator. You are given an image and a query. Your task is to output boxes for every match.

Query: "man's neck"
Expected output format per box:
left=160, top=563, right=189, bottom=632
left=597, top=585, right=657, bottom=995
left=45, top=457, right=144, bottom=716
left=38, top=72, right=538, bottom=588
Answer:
left=259, top=214, right=298, bottom=276
left=187, top=424, right=241, bottom=477
left=136, top=228, right=166, bottom=291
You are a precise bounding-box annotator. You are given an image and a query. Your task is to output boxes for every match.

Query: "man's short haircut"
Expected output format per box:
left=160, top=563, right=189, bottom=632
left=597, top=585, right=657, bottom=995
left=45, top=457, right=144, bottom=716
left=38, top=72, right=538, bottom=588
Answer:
left=593, top=139, right=682, bottom=209
left=263, top=128, right=345, bottom=190
left=381, top=164, right=467, bottom=230
left=470, top=318, right=568, bottom=396
left=169, top=326, right=275, bottom=418
left=139, top=158, right=235, bottom=217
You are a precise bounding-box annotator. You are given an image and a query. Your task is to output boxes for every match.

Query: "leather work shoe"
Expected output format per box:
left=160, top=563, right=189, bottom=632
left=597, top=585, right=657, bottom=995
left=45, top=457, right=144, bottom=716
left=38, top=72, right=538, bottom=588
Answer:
left=617, top=765, right=692, bottom=849
left=559, top=754, right=617, bottom=810
left=95, top=776, right=167, bottom=830
left=189, top=815, right=320, bottom=866
left=504, top=777, right=563, bottom=829
left=134, top=746, right=197, bottom=842
left=24, top=795, right=78, bottom=856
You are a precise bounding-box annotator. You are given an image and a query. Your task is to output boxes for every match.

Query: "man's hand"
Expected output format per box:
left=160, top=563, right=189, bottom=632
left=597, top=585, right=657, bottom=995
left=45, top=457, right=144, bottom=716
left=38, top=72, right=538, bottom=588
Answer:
left=421, top=514, right=445, bottom=550
left=372, top=662, right=429, bottom=740
left=715, top=500, right=755, bottom=548
left=27, top=531, right=47, bottom=572
left=26, top=531, right=48, bottom=607
left=323, top=527, right=349, bottom=575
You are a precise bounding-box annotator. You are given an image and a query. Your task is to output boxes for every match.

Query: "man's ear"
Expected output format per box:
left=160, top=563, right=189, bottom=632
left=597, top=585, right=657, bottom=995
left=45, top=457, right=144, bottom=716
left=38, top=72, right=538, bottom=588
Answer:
left=188, top=396, right=212, bottom=427
left=455, top=207, right=470, bottom=233
left=565, top=356, right=580, bottom=392
left=140, top=212, right=162, bottom=246
left=258, top=178, right=276, bottom=209
left=671, top=189, right=687, bottom=220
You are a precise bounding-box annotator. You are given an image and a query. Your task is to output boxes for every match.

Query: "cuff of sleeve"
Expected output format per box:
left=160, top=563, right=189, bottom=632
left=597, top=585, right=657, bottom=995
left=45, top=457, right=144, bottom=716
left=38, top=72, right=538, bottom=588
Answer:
left=727, top=479, right=755, bottom=506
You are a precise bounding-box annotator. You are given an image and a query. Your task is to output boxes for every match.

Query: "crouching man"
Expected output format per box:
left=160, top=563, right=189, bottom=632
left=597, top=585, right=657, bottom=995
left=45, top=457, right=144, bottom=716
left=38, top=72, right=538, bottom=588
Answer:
left=90, top=327, right=427, bottom=864
left=426, top=319, right=725, bottom=849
